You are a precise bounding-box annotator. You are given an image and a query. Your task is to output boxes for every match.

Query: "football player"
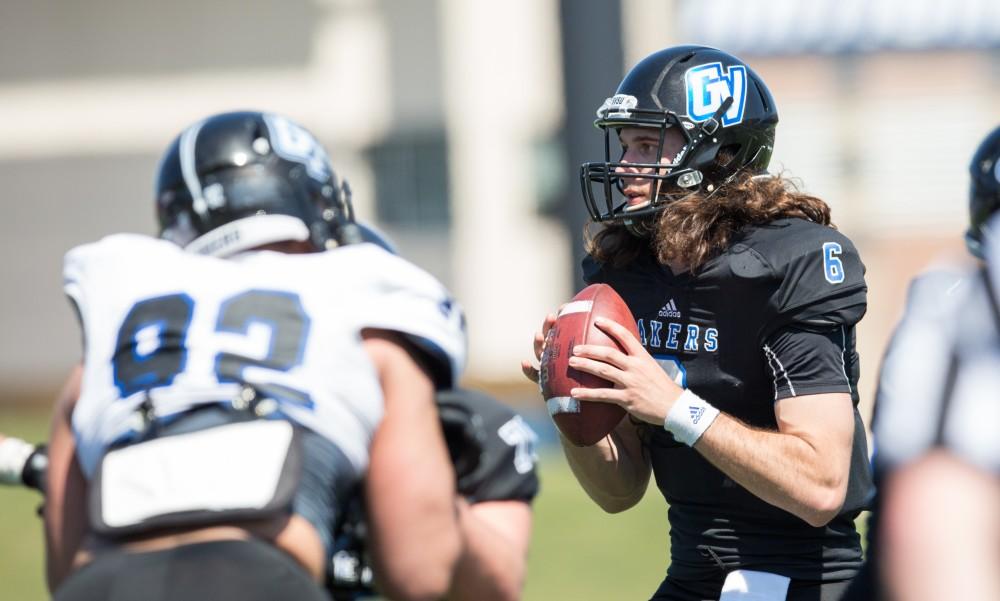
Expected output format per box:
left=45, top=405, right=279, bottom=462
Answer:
left=3, top=217, right=539, bottom=601
left=43, top=111, right=467, bottom=601
left=840, top=125, right=1000, bottom=601
left=523, top=45, right=873, bottom=600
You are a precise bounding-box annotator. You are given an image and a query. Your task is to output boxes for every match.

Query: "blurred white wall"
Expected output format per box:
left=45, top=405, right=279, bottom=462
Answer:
left=0, top=0, right=570, bottom=400
left=0, top=0, right=997, bottom=406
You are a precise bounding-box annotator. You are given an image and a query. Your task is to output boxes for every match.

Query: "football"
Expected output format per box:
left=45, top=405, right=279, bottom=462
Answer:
left=540, top=283, right=639, bottom=446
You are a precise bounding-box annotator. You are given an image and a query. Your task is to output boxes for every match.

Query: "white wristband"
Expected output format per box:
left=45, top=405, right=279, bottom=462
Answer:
left=0, top=437, right=35, bottom=485
left=664, top=389, right=720, bottom=447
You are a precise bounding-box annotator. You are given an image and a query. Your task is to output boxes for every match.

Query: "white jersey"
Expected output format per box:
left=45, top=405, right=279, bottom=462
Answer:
left=874, top=251, right=1000, bottom=475
left=65, top=234, right=466, bottom=478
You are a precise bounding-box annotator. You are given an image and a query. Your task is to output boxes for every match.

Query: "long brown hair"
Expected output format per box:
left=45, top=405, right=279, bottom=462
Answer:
left=585, top=172, right=833, bottom=271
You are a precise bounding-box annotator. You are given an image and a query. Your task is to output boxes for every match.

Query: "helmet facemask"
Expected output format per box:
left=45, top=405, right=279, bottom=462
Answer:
left=581, top=96, right=734, bottom=230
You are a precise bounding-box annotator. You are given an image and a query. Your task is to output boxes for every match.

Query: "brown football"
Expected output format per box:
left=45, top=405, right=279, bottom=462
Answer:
left=539, top=283, right=639, bottom=446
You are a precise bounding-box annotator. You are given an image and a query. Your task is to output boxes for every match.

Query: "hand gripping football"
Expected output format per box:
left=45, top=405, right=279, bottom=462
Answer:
left=540, top=283, right=639, bottom=446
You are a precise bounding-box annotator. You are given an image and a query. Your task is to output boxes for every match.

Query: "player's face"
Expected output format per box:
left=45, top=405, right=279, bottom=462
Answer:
left=615, top=126, right=686, bottom=210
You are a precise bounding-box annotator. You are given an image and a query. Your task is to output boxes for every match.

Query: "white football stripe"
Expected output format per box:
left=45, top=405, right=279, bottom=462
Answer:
left=559, top=300, right=594, bottom=317
left=546, top=397, right=580, bottom=415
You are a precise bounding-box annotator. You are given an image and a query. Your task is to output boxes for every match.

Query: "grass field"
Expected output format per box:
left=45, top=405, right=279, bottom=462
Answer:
left=0, top=407, right=50, bottom=601
left=0, top=406, right=669, bottom=601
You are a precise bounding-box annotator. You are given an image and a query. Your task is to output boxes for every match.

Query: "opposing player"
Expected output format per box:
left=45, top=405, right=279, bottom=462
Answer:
left=523, top=45, right=872, bottom=600
left=44, top=111, right=466, bottom=601
left=840, top=125, right=1000, bottom=601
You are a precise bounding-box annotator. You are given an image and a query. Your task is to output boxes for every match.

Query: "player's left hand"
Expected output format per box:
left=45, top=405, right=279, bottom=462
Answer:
left=568, top=317, right=684, bottom=426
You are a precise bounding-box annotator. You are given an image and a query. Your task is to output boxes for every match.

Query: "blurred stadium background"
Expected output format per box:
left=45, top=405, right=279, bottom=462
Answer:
left=1, top=0, right=998, bottom=598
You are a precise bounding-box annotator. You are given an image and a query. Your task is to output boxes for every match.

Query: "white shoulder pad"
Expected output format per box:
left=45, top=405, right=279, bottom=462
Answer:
left=343, top=245, right=467, bottom=388
left=64, top=234, right=174, bottom=314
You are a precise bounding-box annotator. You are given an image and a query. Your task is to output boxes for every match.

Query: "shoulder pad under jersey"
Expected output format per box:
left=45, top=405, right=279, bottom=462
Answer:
left=342, top=245, right=467, bottom=389
left=733, top=219, right=867, bottom=334
left=64, top=234, right=178, bottom=317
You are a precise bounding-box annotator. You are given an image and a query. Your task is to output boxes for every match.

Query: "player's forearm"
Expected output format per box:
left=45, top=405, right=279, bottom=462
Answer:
left=366, top=418, right=460, bottom=601
left=694, top=413, right=848, bottom=527
left=883, top=451, right=1000, bottom=601
left=364, top=334, right=460, bottom=601
left=559, top=420, right=650, bottom=512
left=447, top=499, right=530, bottom=601
left=44, top=366, right=87, bottom=592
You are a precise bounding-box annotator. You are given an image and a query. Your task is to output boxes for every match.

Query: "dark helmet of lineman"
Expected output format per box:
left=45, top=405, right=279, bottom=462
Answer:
left=581, top=45, right=778, bottom=225
left=966, top=125, right=1000, bottom=258
left=155, top=110, right=358, bottom=257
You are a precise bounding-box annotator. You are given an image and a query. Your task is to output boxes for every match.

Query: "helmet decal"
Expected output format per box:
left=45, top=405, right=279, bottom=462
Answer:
left=263, top=113, right=333, bottom=183
left=597, top=94, right=639, bottom=119
left=178, top=118, right=210, bottom=220
left=685, top=62, right=747, bottom=127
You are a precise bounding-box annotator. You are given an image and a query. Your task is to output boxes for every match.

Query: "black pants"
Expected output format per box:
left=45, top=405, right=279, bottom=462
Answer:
left=54, top=539, right=330, bottom=601
left=652, top=575, right=852, bottom=601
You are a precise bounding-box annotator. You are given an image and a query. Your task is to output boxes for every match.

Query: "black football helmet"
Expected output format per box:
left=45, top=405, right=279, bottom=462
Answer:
left=156, top=111, right=357, bottom=256
left=966, top=125, right=1000, bottom=258
left=581, top=45, right=778, bottom=225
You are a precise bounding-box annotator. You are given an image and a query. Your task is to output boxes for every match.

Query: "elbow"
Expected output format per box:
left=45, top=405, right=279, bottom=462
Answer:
left=800, top=482, right=847, bottom=528
left=588, top=487, right=644, bottom=514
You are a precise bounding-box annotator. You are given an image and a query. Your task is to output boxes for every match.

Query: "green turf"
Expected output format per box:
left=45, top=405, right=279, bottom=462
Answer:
left=525, top=450, right=669, bottom=600
left=0, top=407, right=51, bottom=601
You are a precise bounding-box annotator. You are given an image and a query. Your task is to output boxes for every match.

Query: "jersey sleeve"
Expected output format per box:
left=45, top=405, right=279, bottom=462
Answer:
left=763, top=226, right=868, bottom=335
left=438, top=388, right=540, bottom=504
left=62, top=235, right=129, bottom=349
left=353, top=248, right=467, bottom=389
left=763, top=325, right=858, bottom=401
left=63, top=242, right=96, bottom=318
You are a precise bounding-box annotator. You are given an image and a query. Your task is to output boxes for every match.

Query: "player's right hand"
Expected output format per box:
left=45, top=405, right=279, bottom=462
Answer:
left=520, top=312, right=558, bottom=384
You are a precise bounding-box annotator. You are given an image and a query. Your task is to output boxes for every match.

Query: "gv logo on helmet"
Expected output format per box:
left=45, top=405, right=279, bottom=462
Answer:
left=263, top=113, right=334, bottom=182
left=685, top=62, right=747, bottom=127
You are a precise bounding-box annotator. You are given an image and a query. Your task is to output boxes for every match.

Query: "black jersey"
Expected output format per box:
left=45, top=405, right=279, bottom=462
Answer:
left=584, top=218, right=874, bottom=582
left=437, top=388, right=540, bottom=504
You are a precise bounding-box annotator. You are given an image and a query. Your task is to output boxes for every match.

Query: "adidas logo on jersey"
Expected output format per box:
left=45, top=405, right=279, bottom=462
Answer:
left=658, top=299, right=681, bottom=319
left=689, top=406, right=706, bottom=424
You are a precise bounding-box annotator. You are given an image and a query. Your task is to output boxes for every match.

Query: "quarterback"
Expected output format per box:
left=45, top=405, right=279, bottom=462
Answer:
left=524, top=45, right=873, bottom=601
